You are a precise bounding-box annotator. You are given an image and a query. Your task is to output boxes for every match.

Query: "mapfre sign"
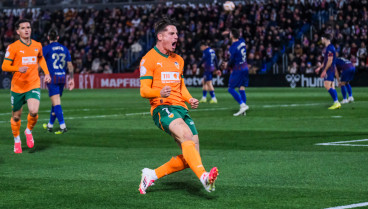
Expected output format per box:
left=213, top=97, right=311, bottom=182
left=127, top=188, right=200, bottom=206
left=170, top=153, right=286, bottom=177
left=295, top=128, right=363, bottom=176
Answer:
left=41, top=72, right=140, bottom=89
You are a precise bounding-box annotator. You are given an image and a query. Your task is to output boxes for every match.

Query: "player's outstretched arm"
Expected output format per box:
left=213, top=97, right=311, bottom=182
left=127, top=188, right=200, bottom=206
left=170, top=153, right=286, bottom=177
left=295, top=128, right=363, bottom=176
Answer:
left=67, top=61, right=74, bottom=90
left=38, top=56, right=51, bottom=83
left=1, top=60, right=28, bottom=72
left=140, top=79, right=161, bottom=99
left=181, top=78, right=198, bottom=109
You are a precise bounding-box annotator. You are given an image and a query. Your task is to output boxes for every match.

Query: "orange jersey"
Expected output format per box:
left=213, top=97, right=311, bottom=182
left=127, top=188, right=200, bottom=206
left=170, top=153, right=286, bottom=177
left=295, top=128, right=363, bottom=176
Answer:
left=140, top=46, right=189, bottom=113
left=4, top=39, right=45, bottom=93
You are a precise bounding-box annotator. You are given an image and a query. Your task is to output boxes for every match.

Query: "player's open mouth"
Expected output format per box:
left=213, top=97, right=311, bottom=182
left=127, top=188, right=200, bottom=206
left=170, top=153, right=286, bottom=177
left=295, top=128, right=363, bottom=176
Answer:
left=172, top=42, right=177, bottom=48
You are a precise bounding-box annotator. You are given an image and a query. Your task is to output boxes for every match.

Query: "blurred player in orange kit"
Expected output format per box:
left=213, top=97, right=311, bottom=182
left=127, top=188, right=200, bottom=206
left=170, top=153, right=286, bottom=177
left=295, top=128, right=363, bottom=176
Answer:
left=1, top=19, right=51, bottom=153
left=138, top=17, right=218, bottom=194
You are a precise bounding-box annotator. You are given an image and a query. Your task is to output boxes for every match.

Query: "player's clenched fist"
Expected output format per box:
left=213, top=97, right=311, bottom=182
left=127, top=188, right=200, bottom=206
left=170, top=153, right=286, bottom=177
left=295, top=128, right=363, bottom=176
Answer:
left=189, top=98, right=199, bottom=109
left=18, top=66, right=28, bottom=73
left=160, top=86, right=171, bottom=98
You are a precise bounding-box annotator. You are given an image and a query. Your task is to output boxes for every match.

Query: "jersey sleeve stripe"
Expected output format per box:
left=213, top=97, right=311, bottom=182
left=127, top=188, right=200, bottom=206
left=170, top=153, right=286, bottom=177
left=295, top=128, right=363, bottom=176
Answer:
left=140, top=76, right=153, bottom=80
left=4, top=58, right=13, bottom=61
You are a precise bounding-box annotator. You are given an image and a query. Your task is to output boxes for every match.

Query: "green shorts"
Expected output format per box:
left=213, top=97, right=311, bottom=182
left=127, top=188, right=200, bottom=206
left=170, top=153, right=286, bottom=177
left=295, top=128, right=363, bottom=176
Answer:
left=11, top=88, right=41, bottom=112
left=152, top=105, right=198, bottom=135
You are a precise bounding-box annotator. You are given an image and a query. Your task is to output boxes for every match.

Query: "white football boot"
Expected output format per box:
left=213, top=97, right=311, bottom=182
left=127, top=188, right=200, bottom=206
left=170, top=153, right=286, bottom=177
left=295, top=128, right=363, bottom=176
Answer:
left=200, top=167, right=219, bottom=192
left=233, top=103, right=249, bottom=116
left=139, top=168, right=157, bottom=194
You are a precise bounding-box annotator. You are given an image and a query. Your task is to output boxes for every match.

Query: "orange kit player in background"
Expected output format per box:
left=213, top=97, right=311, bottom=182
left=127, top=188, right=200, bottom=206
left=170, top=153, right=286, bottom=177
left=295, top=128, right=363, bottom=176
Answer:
left=1, top=19, right=51, bottom=153
left=138, top=17, right=218, bottom=194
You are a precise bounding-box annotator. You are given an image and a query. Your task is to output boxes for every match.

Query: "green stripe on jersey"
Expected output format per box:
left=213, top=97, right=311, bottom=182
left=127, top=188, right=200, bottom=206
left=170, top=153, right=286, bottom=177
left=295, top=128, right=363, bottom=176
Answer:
left=140, top=76, right=153, bottom=80
left=4, top=58, right=13, bottom=61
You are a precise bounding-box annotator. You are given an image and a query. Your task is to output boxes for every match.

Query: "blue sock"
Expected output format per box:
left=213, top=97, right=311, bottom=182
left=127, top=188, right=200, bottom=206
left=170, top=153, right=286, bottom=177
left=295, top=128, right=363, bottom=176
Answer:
left=49, top=106, right=56, bottom=125
left=346, top=84, right=353, bottom=97
left=341, top=85, right=347, bottom=100
left=209, top=91, right=215, bottom=98
left=328, top=88, right=338, bottom=102
left=228, top=88, right=244, bottom=104
left=54, top=105, right=65, bottom=125
left=202, top=90, right=207, bottom=98
left=239, top=90, right=246, bottom=104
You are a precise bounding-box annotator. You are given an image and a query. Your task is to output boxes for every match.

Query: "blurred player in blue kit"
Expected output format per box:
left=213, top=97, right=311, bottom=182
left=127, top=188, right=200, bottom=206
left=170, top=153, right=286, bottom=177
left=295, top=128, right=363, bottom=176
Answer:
left=198, top=42, right=221, bottom=104
left=225, top=29, right=249, bottom=116
left=315, top=33, right=341, bottom=110
left=42, top=29, right=74, bottom=134
left=335, top=57, right=355, bottom=104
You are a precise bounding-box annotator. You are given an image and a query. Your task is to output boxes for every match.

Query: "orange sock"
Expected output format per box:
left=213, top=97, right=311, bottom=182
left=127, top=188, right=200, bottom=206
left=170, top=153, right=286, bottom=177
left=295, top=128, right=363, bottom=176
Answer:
left=181, top=140, right=206, bottom=179
left=10, top=118, right=21, bottom=137
left=155, top=154, right=189, bottom=179
left=27, top=114, right=38, bottom=131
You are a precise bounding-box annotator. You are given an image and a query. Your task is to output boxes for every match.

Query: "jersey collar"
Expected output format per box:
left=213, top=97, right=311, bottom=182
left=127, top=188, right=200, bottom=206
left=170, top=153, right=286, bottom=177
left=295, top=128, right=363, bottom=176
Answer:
left=19, top=39, right=32, bottom=47
left=154, top=46, right=169, bottom=58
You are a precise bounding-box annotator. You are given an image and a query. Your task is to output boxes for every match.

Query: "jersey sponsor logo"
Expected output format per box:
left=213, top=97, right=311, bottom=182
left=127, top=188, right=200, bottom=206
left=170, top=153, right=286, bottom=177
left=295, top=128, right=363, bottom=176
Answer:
left=22, top=56, right=37, bottom=65
left=174, top=62, right=179, bottom=69
left=161, top=72, right=180, bottom=83
left=35, top=48, right=38, bottom=52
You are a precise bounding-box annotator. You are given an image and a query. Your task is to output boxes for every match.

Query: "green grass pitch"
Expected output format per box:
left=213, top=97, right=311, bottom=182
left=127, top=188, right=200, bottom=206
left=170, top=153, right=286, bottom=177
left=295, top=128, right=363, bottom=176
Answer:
left=0, top=87, right=367, bottom=209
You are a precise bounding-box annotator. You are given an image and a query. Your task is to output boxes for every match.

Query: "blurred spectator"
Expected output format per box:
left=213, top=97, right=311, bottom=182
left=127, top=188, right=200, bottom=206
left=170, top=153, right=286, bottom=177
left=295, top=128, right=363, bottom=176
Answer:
left=288, top=61, right=298, bottom=74
left=0, top=0, right=367, bottom=74
left=305, top=62, right=314, bottom=74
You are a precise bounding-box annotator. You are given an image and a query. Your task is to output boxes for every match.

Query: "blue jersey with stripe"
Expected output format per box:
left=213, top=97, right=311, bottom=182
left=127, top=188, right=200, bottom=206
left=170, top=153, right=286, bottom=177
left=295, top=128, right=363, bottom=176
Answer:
left=322, top=44, right=336, bottom=72
left=228, top=38, right=248, bottom=70
left=198, top=47, right=218, bottom=72
left=335, top=57, right=355, bottom=72
left=43, top=42, right=71, bottom=84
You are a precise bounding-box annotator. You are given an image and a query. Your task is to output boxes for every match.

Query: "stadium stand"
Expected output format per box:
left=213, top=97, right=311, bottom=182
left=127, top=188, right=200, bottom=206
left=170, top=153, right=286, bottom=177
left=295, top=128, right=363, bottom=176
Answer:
left=0, top=0, right=367, bottom=75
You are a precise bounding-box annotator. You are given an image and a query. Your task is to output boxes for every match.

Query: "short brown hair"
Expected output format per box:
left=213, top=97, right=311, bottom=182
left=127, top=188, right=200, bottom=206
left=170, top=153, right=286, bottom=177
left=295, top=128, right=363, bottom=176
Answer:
left=154, top=17, right=178, bottom=39
left=15, top=19, right=32, bottom=30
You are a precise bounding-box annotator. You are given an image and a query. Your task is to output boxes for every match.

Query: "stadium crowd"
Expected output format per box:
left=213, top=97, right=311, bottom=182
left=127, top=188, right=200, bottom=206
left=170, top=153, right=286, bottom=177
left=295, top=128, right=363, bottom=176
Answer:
left=0, top=0, right=367, bottom=75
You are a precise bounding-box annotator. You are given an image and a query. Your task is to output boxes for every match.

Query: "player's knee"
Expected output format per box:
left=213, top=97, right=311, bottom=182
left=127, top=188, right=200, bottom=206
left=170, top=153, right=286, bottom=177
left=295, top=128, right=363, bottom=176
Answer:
left=29, top=112, right=38, bottom=117
left=227, top=88, right=233, bottom=93
left=13, top=116, right=20, bottom=122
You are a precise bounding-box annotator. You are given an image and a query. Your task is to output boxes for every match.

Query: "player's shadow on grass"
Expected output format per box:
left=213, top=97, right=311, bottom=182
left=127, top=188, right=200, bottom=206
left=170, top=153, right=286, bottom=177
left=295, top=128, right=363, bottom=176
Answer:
left=159, top=181, right=218, bottom=200
left=27, top=144, right=51, bottom=153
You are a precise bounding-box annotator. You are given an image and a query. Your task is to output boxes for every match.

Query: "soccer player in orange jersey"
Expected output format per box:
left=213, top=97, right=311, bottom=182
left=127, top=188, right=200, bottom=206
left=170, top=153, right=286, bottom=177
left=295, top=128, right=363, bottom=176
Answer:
left=2, top=19, right=51, bottom=153
left=138, top=17, right=218, bottom=194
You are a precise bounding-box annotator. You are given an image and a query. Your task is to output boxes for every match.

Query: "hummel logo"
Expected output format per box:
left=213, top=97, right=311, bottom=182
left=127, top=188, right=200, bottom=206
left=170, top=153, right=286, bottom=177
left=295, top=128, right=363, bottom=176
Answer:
left=157, top=62, right=162, bottom=67
left=20, top=50, right=25, bottom=53
left=285, top=74, right=301, bottom=88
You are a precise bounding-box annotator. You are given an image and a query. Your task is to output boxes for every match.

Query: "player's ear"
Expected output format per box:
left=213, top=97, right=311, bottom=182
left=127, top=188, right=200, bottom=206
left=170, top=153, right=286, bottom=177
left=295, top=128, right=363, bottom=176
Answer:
left=157, top=33, right=163, bottom=41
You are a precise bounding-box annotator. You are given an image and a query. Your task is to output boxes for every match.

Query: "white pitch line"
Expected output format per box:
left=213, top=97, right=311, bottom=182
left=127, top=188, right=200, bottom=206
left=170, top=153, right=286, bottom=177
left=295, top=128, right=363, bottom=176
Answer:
left=315, top=139, right=368, bottom=147
left=262, top=103, right=325, bottom=108
left=0, top=107, right=231, bottom=124
left=0, top=102, right=335, bottom=117
left=325, top=202, right=368, bottom=209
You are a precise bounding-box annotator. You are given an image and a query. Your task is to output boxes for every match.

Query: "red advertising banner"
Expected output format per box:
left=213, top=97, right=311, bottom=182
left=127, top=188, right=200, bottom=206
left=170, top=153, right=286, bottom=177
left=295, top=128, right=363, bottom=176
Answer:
left=40, top=71, right=140, bottom=89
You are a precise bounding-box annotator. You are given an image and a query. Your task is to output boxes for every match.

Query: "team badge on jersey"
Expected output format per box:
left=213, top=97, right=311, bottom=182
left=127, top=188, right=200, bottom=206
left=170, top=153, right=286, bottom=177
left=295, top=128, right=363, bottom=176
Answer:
left=168, top=113, right=174, bottom=118
left=35, top=48, right=38, bottom=52
left=174, top=61, right=179, bottom=69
